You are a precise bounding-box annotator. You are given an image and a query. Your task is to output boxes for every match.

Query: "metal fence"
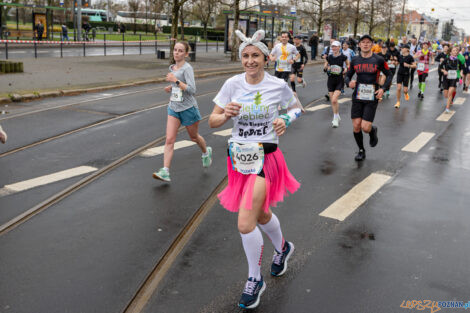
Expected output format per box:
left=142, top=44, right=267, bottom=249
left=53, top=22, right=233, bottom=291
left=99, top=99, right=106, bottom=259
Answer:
left=0, top=33, right=225, bottom=59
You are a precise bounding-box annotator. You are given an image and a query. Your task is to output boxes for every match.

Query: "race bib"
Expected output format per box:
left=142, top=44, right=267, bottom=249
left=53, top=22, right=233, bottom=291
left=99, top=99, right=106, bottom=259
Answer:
left=357, top=84, right=375, bottom=101
left=417, top=62, right=425, bottom=71
left=277, top=59, right=290, bottom=71
left=170, top=87, right=183, bottom=102
left=330, top=65, right=342, bottom=75
left=387, top=61, right=395, bottom=68
left=447, top=70, right=457, bottom=79
left=229, top=142, right=265, bottom=175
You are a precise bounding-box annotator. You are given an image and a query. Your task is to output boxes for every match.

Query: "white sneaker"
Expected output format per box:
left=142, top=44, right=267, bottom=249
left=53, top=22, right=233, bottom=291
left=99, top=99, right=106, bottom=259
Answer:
left=445, top=108, right=451, bottom=114
left=332, top=118, right=339, bottom=128
left=302, top=81, right=307, bottom=88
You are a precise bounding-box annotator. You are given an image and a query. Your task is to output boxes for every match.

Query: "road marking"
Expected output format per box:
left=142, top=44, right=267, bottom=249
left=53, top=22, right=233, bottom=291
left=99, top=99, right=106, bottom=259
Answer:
left=213, top=128, right=232, bottom=136
left=436, top=110, right=455, bottom=122
left=140, top=140, right=195, bottom=157
left=338, top=98, right=350, bottom=104
left=306, top=104, right=330, bottom=112
left=453, top=97, right=465, bottom=105
left=319, top=172, right=392, bottom=221
left=0, top=166, right=97, bottom=196
left=401, top=132, right=435, bottom=153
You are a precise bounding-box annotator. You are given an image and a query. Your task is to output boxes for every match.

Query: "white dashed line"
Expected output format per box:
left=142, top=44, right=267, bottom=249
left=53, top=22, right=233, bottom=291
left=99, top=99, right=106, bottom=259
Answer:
left=401, top=132, right=435, bottom=153
left=213, top=128, right=233, bottom=136
left=319, top=172, right=392, bottom=221
left=453, top=97, right=466, bottom=105
left=0, top=166, right=97, bottom=196
left=436, top=111, right=455, bottom=122
left=306, top=104, right=331, bottom=112
left=140, top=140, right=195, bottom=157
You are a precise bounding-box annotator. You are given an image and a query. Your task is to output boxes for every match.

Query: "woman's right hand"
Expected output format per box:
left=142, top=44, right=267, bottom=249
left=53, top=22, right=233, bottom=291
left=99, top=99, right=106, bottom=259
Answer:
left=224, top=102, right=242, bottom=118
left=164, top=85, right=172, bottom=93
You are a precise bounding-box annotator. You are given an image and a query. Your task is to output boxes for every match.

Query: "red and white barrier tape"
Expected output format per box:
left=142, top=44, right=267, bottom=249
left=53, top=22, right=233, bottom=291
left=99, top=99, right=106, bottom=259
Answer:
left=0, top=39, right=162, bottom=44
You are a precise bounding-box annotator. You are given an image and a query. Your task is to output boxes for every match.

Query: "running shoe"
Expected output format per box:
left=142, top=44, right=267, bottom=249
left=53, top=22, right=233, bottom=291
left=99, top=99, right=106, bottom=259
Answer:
left=385, top=90, right=390, bottom=98
left=302, top=80, right=307, bottom=88
left=420, top=93, right=424, bottom=99
left=332, top=117, right=339, bottom=128
left=341, top=88, right=345, bottom=95
left=325, top=94, right=330, bottom=101
left=404, top=93, right=409, bottom=101
left=202, top=146, right=212, bottom=168
left=417, top=91, right=422, bottom=98
left=369, top=126, right=378, bottom=147
left=354, top=149, right=366, bottom=161
left=271, top=241, right=295, bottom=277
left=238, top=276, right=266, bottom=309
left=445, top=108, right=451, bottom=114
left=394, top=101, right=400, bottom=108
left=439, top=88, right=443, bottom=94
left=153, top=168, right=170, bottom=182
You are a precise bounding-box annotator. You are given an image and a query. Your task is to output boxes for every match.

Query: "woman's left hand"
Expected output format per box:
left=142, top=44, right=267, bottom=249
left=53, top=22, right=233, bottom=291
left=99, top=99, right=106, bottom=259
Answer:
left=166, top=73, right=177, bottom=83
left=273, top=118, right=286, bottom=136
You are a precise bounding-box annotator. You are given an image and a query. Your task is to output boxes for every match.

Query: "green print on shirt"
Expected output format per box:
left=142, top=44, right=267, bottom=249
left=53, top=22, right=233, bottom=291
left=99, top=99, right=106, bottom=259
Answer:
left=239, top=92, right=269, bottom=121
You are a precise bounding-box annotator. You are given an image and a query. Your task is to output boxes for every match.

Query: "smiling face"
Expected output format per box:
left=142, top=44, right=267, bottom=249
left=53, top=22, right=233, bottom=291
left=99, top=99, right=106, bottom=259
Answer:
left=241, top=45, right=266, bottom=76
left=331, top=44, right=340, bottom=54
left=173, top=42, right=189, bottom=62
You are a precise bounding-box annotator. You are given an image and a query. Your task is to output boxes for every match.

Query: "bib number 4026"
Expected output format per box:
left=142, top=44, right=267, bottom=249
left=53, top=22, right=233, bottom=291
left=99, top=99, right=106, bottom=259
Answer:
left=235, top=152, right=259, bottom=162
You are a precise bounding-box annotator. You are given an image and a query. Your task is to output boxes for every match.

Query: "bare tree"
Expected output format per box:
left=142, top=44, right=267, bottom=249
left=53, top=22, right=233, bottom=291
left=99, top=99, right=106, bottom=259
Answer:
left=151, top=0, right=164, bottom=33
left=128, top=0, right=141, bottom=34
left=191, top=0, right=218, bottom=40
left=365, top=0, right=386, bottom=36
left=168, top=0, right=191, bottom=62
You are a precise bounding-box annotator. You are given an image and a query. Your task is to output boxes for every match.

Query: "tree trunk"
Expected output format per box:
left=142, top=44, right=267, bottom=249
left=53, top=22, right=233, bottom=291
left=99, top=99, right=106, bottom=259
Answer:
left=353, top=0, right=360, bottom=37
left=368, top=0, right=375, bottom=36
left=170, top=0, right=180, bottom=63
left=203, top=22, right=207, bottom=40
left=317, top=0, right=323, bottom=37
left=180, top=5, right=184, bottom=40
left=230, top=0, right=240, bottom=62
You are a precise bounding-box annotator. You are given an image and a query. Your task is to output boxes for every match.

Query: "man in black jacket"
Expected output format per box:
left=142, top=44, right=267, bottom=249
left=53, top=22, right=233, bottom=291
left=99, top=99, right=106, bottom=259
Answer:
left=308, top=32, right=319, bottom=60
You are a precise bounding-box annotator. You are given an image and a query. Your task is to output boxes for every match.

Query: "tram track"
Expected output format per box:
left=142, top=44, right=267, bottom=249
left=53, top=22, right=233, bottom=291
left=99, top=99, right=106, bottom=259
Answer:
left=0, top=90, right=218, bottom=159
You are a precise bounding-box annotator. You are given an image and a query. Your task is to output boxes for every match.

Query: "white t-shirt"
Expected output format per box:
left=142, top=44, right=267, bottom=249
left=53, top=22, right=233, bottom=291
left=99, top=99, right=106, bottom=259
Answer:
left=271, top=43, right=299, bottom=72
left=213, top=72, right=296, bottom=144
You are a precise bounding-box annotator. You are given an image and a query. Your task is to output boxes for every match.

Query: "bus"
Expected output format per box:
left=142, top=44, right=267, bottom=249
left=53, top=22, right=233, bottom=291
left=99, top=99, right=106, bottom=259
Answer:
left=115, top=11, right=169, bottom=26
left=80, top=9, right=108, bottom=22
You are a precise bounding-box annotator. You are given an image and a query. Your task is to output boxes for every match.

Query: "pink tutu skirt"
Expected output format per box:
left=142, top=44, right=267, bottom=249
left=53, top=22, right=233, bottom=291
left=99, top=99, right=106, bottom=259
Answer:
left=218, top=148, right=300, bottom=213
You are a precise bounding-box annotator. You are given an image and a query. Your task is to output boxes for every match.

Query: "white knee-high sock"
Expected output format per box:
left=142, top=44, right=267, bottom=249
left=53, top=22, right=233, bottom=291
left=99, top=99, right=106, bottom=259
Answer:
left=259, top=213, right=284, bottom=253
left=240, top=227, right=264, bottom=280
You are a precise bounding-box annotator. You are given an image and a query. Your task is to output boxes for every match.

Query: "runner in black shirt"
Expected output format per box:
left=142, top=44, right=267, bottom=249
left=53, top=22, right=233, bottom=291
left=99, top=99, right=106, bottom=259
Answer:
left=385, top=42, right=400, bottom=98
left=394, top=45, right=416, bottom=108
left=377, top=45, right=390, bottom=97
left=324, top=40, right=349, bottom=128
left=435, top=44, right=449, bottom=92
left=344, top=34, right=392, bottom=161
left=290, top=35, right=309, bottom=92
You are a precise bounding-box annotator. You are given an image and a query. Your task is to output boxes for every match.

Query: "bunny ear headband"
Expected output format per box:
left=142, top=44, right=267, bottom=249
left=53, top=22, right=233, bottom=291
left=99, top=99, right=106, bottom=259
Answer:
left=235, top=29, right=270, bottom=59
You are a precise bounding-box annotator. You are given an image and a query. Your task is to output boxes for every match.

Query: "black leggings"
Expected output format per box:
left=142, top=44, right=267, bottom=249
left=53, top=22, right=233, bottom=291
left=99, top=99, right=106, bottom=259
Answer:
left=410, top=68, right=416, bottom=85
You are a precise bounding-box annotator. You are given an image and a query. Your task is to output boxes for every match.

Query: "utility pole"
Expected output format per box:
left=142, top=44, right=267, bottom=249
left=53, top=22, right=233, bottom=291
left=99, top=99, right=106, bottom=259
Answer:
left=77, top=0, right=82, bottom=41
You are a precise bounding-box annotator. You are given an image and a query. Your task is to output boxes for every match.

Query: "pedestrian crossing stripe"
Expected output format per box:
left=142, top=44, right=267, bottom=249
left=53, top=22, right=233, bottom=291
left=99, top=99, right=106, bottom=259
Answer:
left=338, top=98, right=350, bottom=104
left=319, top=172, right=392, bottom=221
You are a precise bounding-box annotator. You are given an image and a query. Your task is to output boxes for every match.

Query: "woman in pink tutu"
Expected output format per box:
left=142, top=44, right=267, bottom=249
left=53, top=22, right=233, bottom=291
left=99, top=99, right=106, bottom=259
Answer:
left=208, top=29, right=301, bottom=310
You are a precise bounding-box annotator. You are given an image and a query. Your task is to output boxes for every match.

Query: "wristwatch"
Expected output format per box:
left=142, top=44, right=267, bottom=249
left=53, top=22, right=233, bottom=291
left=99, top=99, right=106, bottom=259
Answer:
left=175, top=80, right=180, bottom=86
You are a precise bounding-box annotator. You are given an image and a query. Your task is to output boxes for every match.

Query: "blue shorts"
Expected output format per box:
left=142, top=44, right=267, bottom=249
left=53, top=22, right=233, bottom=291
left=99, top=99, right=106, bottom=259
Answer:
left=167, top=106, right=202, bottom=126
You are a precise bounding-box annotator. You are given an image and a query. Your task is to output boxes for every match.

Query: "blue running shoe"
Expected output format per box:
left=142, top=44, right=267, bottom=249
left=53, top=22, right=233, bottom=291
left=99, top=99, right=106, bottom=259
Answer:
left=238, top=276, right=266, bottom=309
left=271, top=241, right=295, bottom=277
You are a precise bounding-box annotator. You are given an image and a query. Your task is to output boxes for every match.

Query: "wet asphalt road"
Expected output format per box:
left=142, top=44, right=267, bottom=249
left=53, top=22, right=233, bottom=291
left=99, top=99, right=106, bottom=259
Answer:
left=1, top=64, right=469, bottom=313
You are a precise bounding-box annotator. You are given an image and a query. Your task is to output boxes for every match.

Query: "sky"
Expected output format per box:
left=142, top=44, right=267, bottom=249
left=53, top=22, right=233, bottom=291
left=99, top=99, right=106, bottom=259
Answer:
left=407, top=0, right=470, bottom=33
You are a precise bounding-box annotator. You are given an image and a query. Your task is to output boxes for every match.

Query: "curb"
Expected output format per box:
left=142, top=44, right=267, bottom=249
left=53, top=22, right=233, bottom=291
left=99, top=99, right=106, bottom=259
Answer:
left=0, top=61, right=323, bottom=105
